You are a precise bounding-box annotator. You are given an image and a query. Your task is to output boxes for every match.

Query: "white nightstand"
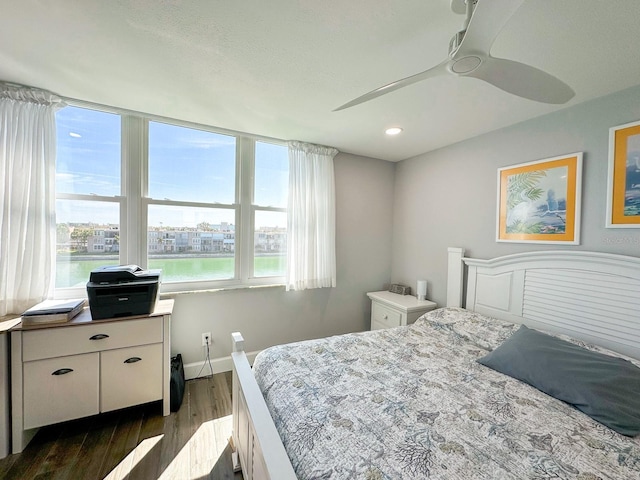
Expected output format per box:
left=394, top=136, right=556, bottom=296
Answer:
left=367, top=291, right=437, bottom=330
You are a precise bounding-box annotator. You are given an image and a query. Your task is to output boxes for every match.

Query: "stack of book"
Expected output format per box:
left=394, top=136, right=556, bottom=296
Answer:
left=21, top=299, right=86, bottom=327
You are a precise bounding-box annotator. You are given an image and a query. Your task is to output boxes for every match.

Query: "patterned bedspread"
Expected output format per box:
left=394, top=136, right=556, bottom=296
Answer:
left=252, top=307, right=640, bottom=479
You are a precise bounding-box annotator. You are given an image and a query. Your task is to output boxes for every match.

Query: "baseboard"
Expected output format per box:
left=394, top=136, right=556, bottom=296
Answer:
left=184, top=350, right=261, bottom=380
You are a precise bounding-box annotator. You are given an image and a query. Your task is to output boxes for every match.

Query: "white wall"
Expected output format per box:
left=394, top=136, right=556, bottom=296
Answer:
left=392, top=84, right=640, bottom=308
left=169, top=152, right=395, bottom=375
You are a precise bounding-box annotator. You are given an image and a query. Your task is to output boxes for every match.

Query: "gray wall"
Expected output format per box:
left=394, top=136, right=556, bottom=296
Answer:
left=392, top=84, right=640, bottom=309
left=170, top=152, right=395, bottom=372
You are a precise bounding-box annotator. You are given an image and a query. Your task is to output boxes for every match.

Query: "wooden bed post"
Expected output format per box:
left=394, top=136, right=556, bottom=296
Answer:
left=447, top=247, right=465, bottom=307
left=231, top=331, right=245, bottom=353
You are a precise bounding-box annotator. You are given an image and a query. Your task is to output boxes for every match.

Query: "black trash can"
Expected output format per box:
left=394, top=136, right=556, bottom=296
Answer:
left=170, top=354, right=185, bottom=412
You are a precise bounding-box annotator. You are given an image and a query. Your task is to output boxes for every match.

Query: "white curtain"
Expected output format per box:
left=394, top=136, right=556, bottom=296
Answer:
left=286, top=141, right=338, bottom=291
left=0, top=83, right=65, bottom=316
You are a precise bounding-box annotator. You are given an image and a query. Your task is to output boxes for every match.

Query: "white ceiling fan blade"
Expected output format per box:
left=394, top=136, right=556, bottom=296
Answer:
left=456, top=0, right=524, bottom=57
left=334, top=60, right=448, bottom=111
left=468, top=56, right=575, bottom=104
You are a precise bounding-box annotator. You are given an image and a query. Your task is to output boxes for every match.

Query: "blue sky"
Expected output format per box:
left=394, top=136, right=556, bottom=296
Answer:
left=55, top=106, right=288, bottom=228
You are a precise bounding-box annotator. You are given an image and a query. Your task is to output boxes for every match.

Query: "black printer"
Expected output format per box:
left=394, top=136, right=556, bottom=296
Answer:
left=87, top=265, right=161, bottom=320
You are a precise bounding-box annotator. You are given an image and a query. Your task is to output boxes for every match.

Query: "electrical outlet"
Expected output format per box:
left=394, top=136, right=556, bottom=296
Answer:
left=201, top=332, right=212, bottom=347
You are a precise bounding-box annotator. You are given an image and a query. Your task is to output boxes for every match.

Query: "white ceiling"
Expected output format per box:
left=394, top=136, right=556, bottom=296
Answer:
left=2, top=0, right=640, bottom=162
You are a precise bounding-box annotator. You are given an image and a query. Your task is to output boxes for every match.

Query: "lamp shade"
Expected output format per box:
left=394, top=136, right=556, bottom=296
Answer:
left=417, top=280, right=427, bottom=301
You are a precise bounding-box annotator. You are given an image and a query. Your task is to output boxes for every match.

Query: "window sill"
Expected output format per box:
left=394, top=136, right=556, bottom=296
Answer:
left=55, top=278, right=286, bottom=301
left=159, top=283, right=285, bottom=298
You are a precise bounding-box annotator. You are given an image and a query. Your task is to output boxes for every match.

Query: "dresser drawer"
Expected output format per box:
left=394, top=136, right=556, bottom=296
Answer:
left=23, top=353, right=100, bottom=429
left=372, top=303, right=402, bottom=329
left=100, top=343, right=163, bottom=412
left=22, top=318, right=163, bottom=361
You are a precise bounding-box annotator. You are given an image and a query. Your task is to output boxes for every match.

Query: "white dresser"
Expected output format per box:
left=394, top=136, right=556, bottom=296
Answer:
left=11, top=299, right=173, bottom=453
left=367, top=291, right=437, bottom=330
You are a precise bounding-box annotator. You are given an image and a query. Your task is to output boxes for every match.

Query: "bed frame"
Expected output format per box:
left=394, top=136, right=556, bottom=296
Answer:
left=447, top=247, right=640, bottom=360
left=231, top=247, right=640, bottom=479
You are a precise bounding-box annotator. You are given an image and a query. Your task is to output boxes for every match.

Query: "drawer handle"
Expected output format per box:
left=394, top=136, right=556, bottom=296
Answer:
left=52, top=368, right=74, bottom=376
left=89, top=334, right=110, bottom=341
left=124, top=357, right=142, bottom=364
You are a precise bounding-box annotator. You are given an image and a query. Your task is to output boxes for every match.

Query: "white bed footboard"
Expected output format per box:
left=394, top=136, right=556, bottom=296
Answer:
left=231, top=332, right=297, bottom=480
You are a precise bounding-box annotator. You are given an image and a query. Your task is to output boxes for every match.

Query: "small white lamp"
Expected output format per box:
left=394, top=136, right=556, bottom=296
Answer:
left=417, top=280, right=427, bottom=301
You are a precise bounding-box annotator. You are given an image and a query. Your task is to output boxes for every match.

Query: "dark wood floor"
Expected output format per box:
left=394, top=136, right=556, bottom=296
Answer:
left=0, top=372, right=244, bottom=480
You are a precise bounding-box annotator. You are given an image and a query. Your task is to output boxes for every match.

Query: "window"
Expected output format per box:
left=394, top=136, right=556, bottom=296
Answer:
left=147, top=122, right=237, bottom=283
left=55, top=107, right=121, bottom=288
left=55, top=104, right=288, bottom=293
left=254, top=141, right=288, bottom=277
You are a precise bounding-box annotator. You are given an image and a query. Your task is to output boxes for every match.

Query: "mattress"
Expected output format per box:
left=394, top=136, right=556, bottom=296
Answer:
left=252, top=307, right=640, bottom=479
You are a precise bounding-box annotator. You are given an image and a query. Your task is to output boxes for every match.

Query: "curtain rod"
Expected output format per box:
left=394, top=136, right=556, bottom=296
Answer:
left=1, top=80, right=339, bottom=152
left=1, top=78, right=287, bottom=146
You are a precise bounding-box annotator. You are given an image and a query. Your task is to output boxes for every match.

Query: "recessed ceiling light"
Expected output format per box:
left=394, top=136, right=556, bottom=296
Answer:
left=385, top=127, right=403, bottom=136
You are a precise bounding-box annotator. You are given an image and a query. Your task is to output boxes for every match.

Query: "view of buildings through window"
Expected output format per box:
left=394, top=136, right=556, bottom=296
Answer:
left=55, top=106, right=288, bottom=289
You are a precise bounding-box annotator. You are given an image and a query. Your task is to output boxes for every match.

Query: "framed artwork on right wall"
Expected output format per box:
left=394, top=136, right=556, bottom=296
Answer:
left=607, top=119, right=640, bottom=228
left=496, top=153, right=583, bottom=244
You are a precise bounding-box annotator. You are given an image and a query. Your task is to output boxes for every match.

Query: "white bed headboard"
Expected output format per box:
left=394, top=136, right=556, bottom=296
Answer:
left=447, top=248, right=640, bottom=360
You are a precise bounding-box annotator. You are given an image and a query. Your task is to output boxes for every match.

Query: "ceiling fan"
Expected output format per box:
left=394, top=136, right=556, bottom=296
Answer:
left=334, top=0, right=575, bottom=111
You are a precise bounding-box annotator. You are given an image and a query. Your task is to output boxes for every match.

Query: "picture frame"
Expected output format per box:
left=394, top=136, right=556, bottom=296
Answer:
left=496, top=153, right=583, bottom=244
left=606, top=120, right=640, bottom=228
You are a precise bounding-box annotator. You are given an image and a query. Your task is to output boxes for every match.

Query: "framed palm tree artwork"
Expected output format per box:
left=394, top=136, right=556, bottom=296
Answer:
left=606, top=120, right=640, bottom=228
left=496, top=153, right=583, bottom=244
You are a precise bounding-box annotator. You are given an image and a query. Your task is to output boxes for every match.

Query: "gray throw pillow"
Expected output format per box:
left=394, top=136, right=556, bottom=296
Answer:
left=477, top=325, right=640, bottom=436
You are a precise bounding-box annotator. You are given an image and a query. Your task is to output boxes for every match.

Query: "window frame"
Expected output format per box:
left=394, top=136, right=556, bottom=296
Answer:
left=55, top=101, right=287, bottom=298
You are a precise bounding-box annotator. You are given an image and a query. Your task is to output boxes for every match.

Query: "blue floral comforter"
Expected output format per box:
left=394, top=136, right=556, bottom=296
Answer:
left=252, top=307, right=640, bottom=479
